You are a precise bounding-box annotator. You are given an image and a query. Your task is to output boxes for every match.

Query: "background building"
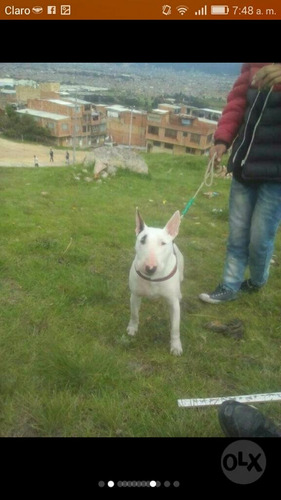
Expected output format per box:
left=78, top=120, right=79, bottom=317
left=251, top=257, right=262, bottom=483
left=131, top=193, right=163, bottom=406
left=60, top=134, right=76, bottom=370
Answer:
left=3, top=78, right=219, bottom=155
left=17, top=97, right=106, bottom=147
left=16, top=82, right=60, bottom=105
left=106, top=105, right=147, bottom=147
left=146, top=103, right=216, bottom=155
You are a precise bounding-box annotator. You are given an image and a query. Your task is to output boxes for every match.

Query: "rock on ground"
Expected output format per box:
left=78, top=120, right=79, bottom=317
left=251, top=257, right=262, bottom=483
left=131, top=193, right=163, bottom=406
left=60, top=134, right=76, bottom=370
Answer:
left=83, top=146, right=148, bottom=177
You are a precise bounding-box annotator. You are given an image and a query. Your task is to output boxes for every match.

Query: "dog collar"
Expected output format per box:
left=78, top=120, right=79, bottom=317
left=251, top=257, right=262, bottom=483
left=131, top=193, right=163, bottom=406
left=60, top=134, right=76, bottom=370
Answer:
left=135, top=261, right=178, bottom=282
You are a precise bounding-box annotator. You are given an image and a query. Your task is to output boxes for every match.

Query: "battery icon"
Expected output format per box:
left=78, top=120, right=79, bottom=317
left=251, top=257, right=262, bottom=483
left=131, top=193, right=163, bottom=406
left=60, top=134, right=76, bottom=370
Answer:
left=211, top=5, right=229, bottom=15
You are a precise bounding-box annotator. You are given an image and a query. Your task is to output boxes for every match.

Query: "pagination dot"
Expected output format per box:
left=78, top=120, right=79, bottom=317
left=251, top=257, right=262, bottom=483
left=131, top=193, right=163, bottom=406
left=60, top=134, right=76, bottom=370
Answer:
left=116, top=480, right=162, bottom=487
left=108, top=481, right=114, bottom=488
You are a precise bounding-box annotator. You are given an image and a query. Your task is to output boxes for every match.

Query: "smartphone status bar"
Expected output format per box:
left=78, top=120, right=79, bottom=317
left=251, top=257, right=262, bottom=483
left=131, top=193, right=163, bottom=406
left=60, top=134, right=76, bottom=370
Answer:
left=0, top=0, right=280, bottom=20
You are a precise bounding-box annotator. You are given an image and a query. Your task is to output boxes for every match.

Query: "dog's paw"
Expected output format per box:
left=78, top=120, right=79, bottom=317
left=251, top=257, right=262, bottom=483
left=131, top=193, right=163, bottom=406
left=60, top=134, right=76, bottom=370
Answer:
left=170, top=342, right=183, bottom=356
left=127, top=325, right=137, bottom=336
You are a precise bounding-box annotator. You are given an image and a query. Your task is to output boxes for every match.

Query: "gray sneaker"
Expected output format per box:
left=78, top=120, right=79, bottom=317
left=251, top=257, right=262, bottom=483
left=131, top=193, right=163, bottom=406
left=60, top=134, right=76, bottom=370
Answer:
left=240, top=279, right=262, bottom=292
left=199, top=284, right=237, bottom=304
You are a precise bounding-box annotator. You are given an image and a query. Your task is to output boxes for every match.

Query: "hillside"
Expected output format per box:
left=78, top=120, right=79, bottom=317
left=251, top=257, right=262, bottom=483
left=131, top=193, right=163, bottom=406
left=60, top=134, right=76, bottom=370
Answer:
left=0, top=137, right=86, bottom=167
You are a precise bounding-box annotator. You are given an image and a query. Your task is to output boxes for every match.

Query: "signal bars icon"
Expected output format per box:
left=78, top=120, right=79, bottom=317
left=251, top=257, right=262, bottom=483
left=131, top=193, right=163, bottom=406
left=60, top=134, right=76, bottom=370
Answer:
left=195, top=5, right=207, bottom=15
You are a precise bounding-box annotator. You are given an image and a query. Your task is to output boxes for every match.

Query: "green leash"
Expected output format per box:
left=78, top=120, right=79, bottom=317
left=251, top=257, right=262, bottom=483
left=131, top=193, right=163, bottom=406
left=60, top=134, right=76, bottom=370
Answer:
left=181, top=153, right=217, bottom=218
left=181, top=197, right=196, bottom=217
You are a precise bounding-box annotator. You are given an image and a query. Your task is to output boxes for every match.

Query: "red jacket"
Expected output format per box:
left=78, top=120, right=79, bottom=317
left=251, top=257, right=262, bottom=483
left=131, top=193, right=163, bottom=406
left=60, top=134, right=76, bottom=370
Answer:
left=214, top=63, right=281, bottom=146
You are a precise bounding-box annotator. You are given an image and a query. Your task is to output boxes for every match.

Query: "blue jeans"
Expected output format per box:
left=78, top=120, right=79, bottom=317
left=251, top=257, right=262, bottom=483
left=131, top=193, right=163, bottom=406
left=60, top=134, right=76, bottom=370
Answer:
left=223, top=178, right=281, bottom=292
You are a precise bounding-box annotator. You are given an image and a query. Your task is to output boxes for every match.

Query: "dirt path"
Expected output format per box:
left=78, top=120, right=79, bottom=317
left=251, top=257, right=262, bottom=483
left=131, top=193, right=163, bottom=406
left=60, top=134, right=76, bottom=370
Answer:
left=0, top=137, right=87, bottom=167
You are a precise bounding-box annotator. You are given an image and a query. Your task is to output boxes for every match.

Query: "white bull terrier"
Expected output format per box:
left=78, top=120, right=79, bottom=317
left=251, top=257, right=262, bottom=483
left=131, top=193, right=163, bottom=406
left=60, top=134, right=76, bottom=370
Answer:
left=127, top=209, right=184, bottom=355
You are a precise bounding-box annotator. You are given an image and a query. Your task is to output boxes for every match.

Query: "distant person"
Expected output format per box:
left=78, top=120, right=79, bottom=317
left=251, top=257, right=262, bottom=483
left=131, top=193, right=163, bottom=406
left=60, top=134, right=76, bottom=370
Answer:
left=34, top=155, right=39, bottom=167
left=199, top=63, right=281, bottom=304
left=49, top=148, right=54, bottom=162
left=65, top=151, right=70, bottom=165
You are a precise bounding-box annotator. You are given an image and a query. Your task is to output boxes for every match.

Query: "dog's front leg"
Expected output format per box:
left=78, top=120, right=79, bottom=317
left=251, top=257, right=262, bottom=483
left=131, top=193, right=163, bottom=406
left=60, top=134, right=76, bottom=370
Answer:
left=168, top=298, right=183, bottom=356
left=127, top=293, right=142, bottom=336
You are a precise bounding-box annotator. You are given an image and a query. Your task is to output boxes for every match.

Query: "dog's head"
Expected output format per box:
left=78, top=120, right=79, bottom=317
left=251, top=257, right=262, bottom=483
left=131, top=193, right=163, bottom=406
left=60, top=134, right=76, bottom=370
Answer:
left=134, top=208, right=181, bottom=277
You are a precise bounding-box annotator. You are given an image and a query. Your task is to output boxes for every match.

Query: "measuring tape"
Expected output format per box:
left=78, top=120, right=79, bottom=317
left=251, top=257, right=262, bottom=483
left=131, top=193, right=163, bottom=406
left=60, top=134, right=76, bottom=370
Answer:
left=178, top=391, right=281, bottom=407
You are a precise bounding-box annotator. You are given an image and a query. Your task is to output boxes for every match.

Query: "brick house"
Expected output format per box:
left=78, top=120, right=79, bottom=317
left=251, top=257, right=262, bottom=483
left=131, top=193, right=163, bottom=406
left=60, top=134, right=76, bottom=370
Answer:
left=17, top=108, right=71, bottom=141
left=16, top=82, right=60, bottom=105
left=17, top=97, right=106, bottom=147
left=146, top=104, right=216, bottom=155
left=106, top=105, right=147, bottom=147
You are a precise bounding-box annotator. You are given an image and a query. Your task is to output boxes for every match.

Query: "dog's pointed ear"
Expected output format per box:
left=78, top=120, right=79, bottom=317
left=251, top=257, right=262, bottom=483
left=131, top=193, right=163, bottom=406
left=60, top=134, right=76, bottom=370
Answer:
left=164, top=210, right=181, bottom=239
left=135, top=207, right=145, bottom=235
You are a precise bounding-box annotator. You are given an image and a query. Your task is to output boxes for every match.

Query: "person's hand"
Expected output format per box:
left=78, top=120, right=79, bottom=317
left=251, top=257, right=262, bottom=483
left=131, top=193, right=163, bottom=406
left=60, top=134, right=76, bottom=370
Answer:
left=209, top=144, right=227, bottom=168
left=252, top=64, right=281, bottom=89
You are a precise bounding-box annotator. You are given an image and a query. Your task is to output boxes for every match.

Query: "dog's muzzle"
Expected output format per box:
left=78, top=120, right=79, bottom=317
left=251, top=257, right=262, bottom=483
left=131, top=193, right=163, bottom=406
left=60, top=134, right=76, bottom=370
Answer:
left=145, top=265, right=157, bottom=276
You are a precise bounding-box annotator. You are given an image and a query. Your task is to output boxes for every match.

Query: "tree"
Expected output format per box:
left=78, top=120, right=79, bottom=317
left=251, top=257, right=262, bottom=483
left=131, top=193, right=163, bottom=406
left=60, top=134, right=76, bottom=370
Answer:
left=0, top=105, right=52, bottom=143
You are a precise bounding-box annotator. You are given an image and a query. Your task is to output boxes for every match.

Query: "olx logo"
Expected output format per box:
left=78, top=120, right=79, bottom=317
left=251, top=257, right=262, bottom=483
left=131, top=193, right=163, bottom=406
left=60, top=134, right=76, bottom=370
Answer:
left=221, top=440, right=266, bottom=484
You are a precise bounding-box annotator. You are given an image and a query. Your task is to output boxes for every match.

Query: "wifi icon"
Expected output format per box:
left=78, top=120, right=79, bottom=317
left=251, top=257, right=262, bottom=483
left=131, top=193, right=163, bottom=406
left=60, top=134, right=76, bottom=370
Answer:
left=176, top=5, right=189, bottom=15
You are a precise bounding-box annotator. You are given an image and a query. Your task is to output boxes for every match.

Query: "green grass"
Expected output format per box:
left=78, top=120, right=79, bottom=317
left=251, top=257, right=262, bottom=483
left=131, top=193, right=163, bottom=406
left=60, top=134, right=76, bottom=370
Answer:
left=1, top=154, right=281, bottom=437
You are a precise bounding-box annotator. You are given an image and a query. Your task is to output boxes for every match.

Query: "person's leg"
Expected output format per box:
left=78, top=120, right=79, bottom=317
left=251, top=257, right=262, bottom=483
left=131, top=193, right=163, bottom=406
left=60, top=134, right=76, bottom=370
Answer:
left=248, top=182, right=281, bottom=287
left=222, top=178, right=258, bottom=292
left=199, top=178, right=258, bottom=303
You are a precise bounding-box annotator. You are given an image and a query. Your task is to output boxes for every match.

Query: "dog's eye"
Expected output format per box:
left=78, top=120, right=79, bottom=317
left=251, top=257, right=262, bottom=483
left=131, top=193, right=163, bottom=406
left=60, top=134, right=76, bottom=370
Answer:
left=161, top=241, right=167, bottom=246
left=140, top=235, right=147, bottom=244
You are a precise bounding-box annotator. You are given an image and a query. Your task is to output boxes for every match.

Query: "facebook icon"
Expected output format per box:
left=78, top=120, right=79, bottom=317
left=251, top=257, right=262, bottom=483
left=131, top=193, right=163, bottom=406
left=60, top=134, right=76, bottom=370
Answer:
left=47, top=6, right=56, bottom=14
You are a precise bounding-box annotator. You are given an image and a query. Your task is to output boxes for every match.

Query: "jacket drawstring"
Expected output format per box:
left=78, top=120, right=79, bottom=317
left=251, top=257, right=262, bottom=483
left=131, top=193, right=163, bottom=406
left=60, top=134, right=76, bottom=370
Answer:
left=241, top=86, right=274, bottom=166
left=232, top=86, right=274, bottom=167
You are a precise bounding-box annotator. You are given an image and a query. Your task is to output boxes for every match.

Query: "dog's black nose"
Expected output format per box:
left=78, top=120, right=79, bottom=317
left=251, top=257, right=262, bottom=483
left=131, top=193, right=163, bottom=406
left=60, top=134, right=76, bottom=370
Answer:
left=145, top=265, right=157, bottom=275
